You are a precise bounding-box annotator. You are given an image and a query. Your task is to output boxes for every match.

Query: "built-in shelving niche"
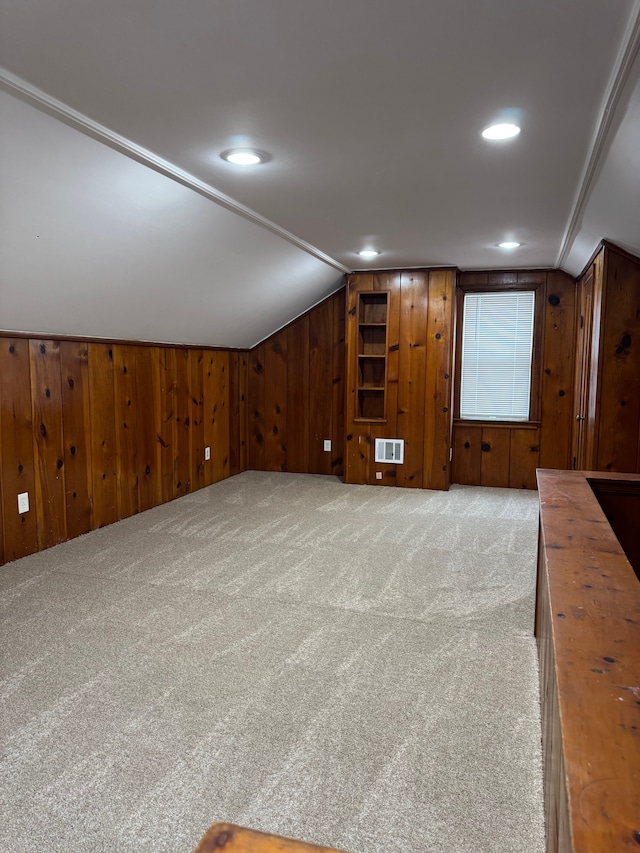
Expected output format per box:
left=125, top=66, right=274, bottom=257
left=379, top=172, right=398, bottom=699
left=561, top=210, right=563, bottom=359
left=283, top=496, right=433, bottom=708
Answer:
left=356, top=292, right=388, bottom=421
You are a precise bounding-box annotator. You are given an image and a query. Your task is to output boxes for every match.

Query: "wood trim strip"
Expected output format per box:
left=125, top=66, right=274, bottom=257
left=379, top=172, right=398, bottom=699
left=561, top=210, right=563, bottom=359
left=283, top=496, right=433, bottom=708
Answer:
left=0, top=330, right=246, bottom=352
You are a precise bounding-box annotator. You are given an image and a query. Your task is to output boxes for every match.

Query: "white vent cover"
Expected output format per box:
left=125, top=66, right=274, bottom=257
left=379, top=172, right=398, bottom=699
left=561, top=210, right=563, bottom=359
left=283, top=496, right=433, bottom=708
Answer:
left=374, top=438, right=404, bottom=464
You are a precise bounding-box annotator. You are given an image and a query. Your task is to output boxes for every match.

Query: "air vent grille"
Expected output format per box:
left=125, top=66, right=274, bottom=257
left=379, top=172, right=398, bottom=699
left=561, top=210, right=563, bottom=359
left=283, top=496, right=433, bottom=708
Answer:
left=374, top=438, right=404, bottom=464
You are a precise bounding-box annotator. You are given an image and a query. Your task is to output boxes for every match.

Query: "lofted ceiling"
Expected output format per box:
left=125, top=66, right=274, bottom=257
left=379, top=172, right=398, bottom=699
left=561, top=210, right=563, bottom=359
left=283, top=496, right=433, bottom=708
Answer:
left=1, top=0, right=640, bottom=347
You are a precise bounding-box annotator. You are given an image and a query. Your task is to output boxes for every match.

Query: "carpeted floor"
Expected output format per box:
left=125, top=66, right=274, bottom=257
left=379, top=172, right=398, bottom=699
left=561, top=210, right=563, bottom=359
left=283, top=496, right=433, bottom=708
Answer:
left=0, top=471, right=545, bottom=853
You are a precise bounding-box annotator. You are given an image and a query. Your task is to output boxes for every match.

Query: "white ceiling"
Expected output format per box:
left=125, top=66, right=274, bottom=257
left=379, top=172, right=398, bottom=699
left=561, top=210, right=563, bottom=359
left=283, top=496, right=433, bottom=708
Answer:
left=1, top=0, right=640, bottom=346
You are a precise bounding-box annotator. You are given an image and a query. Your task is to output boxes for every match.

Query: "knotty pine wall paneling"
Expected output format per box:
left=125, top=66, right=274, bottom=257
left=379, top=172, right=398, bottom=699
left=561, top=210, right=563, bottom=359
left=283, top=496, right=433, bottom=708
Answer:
left=451, top=269, right=576, bottom=489
left=157, top=348, right=176, bottom=503
left=190, top=350, right=206, bottom=493
left=135, top=346, right=161, bottom=513
left=368, top=272, right=401, bottom=487
left=309, top=298, right=333, bottom=475
left=30, top=340, right=67, bottom=549
left=174, top=348, right=192, bottom=498
left=113, top=345, right=139, bottom=519
left=344, top=269, right=456, bottom=490
left=539, top=271, right=577, bottom=471
left=0, top=335, right=243, bottom=567
left=228, top=351, right=248, bottom=477
left=246, top=290, right=345, bottom=477
left=88, top=343, right=118, bottom=528
left=0, top=338, right=38, bottom=560
left=265, top=334, right=288, bottom=473
left=248, top=343, right=267, bottom=471
left=60, top=341, right=93, bottom=538
left=423, top=269, right=456, bottom=491
left=396, top=271, right=427, bottom=488
left=286, top=315, right=310, bottom=473
left=594, top=246, right=640, bottom=473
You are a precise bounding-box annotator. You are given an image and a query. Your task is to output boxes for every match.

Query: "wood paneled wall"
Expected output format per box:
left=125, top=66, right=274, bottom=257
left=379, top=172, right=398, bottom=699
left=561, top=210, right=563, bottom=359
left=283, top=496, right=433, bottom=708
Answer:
left=245, top=290, right=345, bottom=476
left=452, top=270, right=576, bottom=489
left=344, top=269, right=456, bottom=490
left=0, top=336, right=246, bottom=566
left=591, top=245, right=640, bottom=473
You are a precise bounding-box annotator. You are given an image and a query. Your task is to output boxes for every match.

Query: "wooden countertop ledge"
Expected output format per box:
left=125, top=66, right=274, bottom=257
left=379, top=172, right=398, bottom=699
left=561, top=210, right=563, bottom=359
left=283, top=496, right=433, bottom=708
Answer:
left=535, top=469, right=640, bottom=853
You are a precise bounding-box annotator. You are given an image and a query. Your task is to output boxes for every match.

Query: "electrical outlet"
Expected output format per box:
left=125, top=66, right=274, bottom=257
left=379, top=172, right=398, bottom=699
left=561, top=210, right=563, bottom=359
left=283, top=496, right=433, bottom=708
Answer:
left=323, top=439, right=331, bottom=452
left=204, top=446, right=211, bottom=461
left=18, top=492, right=29, bottom=514
left=375, top=471, right=383, bottom=480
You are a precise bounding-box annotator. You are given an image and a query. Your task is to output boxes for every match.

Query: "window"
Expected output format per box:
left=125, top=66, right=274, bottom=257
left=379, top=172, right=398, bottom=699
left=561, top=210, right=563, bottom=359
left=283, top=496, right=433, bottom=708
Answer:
left=460, top=290, right=535, bottom=421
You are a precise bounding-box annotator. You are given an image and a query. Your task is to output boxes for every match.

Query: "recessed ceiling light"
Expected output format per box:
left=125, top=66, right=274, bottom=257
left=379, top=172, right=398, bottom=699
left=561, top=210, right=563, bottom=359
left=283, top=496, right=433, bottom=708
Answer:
left=358, top=250, right=380, bottom=259
left=221, top=149, right=264, bottom=165
left=482, top=123, right=521, bottom=140
left=497, top=241, right=521, bottom=249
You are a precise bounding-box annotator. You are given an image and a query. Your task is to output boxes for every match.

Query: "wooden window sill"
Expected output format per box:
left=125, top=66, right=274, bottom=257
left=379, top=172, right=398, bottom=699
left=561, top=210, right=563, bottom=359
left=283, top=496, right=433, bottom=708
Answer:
left=453, top=419, right=541, bottom=430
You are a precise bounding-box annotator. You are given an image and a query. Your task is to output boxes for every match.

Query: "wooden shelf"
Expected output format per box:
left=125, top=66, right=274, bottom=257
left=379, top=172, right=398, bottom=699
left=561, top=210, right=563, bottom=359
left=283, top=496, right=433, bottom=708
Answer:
left=353, top=293, right=389, bottom=421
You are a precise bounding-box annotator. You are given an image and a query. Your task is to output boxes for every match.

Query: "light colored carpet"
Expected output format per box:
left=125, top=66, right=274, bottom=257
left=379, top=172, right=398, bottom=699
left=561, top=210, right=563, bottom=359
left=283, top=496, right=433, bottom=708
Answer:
left=0, top=471, right=545, bottom=853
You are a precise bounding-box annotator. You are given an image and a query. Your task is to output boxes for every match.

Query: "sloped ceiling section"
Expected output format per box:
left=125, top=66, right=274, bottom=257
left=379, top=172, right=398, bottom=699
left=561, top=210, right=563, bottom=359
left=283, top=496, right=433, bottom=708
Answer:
left=0, top=92, right=343, bottom=348
left=562, top=57, right=640, bottom=276
left=1, top=0, right=640, bottom=347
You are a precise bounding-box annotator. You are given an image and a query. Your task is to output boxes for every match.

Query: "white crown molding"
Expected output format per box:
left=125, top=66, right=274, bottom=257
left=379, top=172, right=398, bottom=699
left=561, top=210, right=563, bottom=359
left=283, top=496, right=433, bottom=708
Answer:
left=0, top=68, right=351, bottom=276
left=556, top=0, right=640, bottom=269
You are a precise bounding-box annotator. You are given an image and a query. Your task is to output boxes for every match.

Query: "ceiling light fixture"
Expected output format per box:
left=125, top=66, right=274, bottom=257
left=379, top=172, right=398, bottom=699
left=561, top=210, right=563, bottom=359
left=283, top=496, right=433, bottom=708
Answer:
left=497, top=241, right=521, bottom=249
left=358, top=250, right=380, bottom=259
left=221, top=149, right=264, bottom=165
left=482, top=123, right=521, bottom=140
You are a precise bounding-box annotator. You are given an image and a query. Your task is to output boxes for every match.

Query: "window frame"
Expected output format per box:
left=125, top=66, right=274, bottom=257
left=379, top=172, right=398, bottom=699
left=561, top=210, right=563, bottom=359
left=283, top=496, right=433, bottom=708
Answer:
left=453, top=278, right=544, bottom=426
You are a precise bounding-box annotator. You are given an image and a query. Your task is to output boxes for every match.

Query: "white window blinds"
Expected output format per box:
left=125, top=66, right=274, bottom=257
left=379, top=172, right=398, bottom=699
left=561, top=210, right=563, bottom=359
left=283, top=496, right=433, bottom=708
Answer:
left=460, top=290, right=535, bottom=421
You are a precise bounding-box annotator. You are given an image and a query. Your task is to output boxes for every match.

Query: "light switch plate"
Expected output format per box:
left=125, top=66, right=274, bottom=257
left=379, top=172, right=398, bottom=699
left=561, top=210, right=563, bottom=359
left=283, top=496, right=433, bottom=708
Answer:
left=204, top=446, right=211, bottom=461
left=323, top=439, right=331, bottom=452
left=18, top=492, right=29, bottom=514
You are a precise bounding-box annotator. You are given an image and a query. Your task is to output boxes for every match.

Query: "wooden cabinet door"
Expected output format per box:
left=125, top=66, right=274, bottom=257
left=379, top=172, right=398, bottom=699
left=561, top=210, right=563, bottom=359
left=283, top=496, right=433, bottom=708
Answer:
left=572, top=264, right=595, bottom=469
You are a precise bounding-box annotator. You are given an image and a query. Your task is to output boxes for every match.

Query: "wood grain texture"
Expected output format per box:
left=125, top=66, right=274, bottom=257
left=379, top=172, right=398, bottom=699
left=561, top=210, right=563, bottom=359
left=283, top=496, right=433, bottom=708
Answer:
left=286, top=315, right=310, bottom=474
left=331, top=294, right=345, bottom=475
left=423, top=269, right=455, bottom=491
left=345, top=269, right=455, bottom=489
left=135, top=345, right=161, bottom=513
left=595, top=248, right=640, bottom=472
left=247, top=343, right=266, bottom=471
left=1, top=336, right=240, bottom=566
left=309, top=299, right=333, bottom=475
left=452, top=424, right=482, bottom=485
left=453, top=269, right=578, bottom=488
left=572, top=264, right=595, bottom=470
left=509, top=427, right=540, bottom=490
left=158, top=348, right=176, bottom=503
left=88, top=343, right=118, bottom=529
left=369, top=274, right=400, bottom=486
left=479, top=427, right=511, bottom=487
left=228, top=351, right=246, bottom=477
left=0, top=338, right=38, bottom=560
left=189, top=350, right=206, bottom=492
left=265, top=335, right=288, bottom=472
left=60, top=341, right=93, bottom=539
left=396, top=271, right=427, bottom=488
left=194, top=822, right=347, bottom=853
left=174, top=348, right=192, bottom=496
left=535, top=469, right=640, bottom=853
left=113, top=345, right=139, bottom=519
left=539, top=271, right=576, bottom=470
left=205, top=350, right=231, bottom=484
left=242, top=292, right=345, bottom=478
left=29, top=340, right=67, bottom=549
